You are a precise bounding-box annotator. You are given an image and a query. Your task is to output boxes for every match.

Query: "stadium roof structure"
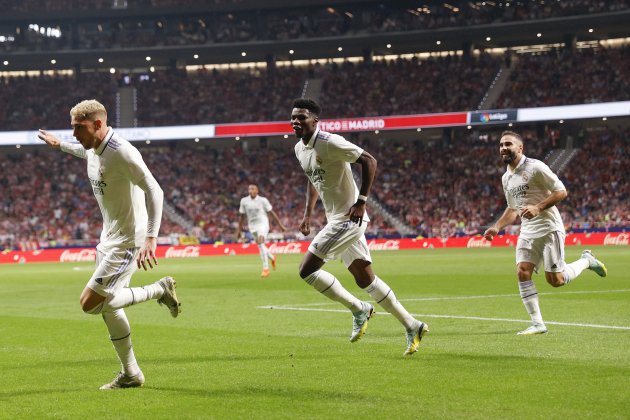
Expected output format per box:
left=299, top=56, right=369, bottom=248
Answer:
left=1, top=2, right=629, bottom=71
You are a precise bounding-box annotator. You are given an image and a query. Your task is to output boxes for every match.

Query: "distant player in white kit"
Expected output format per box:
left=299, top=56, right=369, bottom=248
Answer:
left=38, top=99, right=181, bottom=389
left=236, top=184, right=286, bottom=278
left=483, top=131, right=607, bottom=335
left=291, top=98, right=428, bottom=356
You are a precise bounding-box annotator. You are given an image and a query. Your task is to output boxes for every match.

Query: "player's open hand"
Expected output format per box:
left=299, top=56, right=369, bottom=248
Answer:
left=137, top=237, right=158, bottom=270
left=37, top=129, right=61, bottom=149
left=483, top=227, right=498, bottom=241
left=345, top=201, right=366, bottom=226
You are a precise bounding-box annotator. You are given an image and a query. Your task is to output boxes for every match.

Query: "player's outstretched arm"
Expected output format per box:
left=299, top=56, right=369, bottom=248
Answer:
left=483, top=208, right=519, bottom=241
left=37, top=129, right=61, bottom=149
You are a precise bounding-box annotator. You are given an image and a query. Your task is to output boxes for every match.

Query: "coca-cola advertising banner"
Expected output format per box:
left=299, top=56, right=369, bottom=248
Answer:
left=1, top=233, right=627, bottom=265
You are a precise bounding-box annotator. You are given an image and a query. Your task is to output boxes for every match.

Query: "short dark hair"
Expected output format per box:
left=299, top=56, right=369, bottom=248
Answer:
left=500, top=130, right=523, bottom=143
left=292, top=98, right=321, bottom=117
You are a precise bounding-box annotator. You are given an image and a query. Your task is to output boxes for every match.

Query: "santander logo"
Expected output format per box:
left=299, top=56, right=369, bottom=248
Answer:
left=164, top=246, right=201, bottom=258
left=268, top=243, right=303, bottom=254
left=60, top=249, right=97, bottom=262
left=367, top=240, right=400, bottom=251
left=467, top=237, right=491, bottom=248
left=603, top=233, right=629, bottom=246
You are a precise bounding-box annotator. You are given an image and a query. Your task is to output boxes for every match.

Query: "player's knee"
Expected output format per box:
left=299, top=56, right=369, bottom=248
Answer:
left=545, top=273, right=564, bottom=287
left=81, top=300, right=104, bottom=315
left=516, top=267, right=531, bottom=282
left=298, top=264, right=315, bottom=279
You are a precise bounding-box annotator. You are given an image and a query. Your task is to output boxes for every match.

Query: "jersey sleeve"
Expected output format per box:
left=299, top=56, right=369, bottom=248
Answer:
left=326, top=134, right=364, bottom=163
left=239, top=198, right=246, bottom=214
left=535, top=161, right=566, bottom=192
left=60, top=142, right=88, bottom=159
left=120, top=144, right=164, bottom=237
left=118, top=144, right=153, bottom=185
left=262, top=197, right=272, bottom=212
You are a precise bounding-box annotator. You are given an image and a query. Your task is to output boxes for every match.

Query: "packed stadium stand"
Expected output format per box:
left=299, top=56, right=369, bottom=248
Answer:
left=1, top=0, right=629, bottom=250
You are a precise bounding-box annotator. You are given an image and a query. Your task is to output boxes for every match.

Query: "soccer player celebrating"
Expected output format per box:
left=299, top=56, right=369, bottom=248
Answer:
left=38, top=99, right=181, bottom=389
left=236, top=184, right=287, bottom=278
left=483, top=131, right=607, bottom=335
left=290, top=98, right=428, bottom=356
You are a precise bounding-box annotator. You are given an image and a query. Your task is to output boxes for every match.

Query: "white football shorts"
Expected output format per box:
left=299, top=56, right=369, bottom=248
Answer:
left=249, top=223, right=269, bottom=240
left=87, top=247, right=139, bottom=297
left=308, top=219, right=372, bottom=267
left=515, top=231, right=565, bottom=273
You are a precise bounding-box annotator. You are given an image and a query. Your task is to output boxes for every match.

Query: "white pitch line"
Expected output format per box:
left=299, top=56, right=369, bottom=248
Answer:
left=256, top=306, right=630, bottom=330
left=267, top=289, right=630, bottom=307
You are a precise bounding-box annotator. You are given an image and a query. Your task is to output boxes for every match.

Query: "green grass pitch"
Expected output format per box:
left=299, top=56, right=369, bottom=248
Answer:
left=1, top=246, right=629, bottom=418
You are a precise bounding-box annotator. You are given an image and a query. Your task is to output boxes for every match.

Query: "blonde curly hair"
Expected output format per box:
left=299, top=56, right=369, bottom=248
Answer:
left=70, top=99, right=107, bottom=122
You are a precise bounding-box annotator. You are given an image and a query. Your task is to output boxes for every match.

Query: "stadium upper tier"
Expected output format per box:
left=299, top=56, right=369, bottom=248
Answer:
left=0, top=0, right=629, bottom=70
left=1, top=49, right=629, bottom=131
left=0, top=127, right=627, bottom=250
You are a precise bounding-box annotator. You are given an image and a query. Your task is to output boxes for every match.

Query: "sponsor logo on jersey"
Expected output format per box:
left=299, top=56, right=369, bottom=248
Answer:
left=89, top=178, right=107, bottom=195
left=508, top=184, right=529, bottom=199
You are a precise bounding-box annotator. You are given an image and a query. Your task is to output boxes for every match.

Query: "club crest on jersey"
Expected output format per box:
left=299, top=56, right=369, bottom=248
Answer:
left=521, top=172, right=530, bottom=182
left=98, top=167, right=105, bottom=178
left=316, top=154, right=323, bottom=165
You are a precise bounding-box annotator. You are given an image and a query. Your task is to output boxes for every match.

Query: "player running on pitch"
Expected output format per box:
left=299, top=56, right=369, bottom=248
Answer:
left=38, top=99, right=181, bottom=389
left=483, top=130, right=607, bottom=335
left=291, top=98, right=428, bottom=355
left=236, top=184, right=287, bottom=278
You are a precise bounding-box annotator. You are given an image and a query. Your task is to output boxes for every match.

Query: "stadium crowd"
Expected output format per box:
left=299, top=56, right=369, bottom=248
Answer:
left=1, top=0, right=628, bottom=51
left=1, top=128, right=627, bottom=251
left=2, top=47, right=629, bottom=131
left=497, top=46, right=630, bottom=108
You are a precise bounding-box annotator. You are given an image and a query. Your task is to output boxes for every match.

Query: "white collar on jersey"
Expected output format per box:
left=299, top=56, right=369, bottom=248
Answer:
left=507, top=154, right=527, bottom=174
left=95, top=127, right=114, bottom=155
left=303, top=127, right=320, bottom=148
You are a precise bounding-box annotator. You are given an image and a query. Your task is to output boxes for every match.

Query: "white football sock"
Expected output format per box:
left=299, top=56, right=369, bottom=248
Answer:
left=304, top=270, right=363, bottom=312
left=562, top=258, right=589, bottom=285
left=263, top=244, right=275, bottom=263
left=102, top=283, right=164, bottom=312
left=102, top=309, right=141, bottom=376
left=258, top=244, right=269, bottom=269
left=518, top=280, right=544, bottom=325
left=364, top=276, right=416, bottom=330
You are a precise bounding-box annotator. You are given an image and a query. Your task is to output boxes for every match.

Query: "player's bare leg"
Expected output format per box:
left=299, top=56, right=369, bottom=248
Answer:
left=349, top=260, right=428, bottom=354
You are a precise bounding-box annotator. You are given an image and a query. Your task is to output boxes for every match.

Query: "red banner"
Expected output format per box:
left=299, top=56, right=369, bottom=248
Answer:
left=213, top=112, right=469, bottom=137
left=1, top=232, right=627, bottom=265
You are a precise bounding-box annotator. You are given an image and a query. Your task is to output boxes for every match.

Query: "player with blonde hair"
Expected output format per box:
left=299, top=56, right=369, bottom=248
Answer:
left=38, top=99, right=181, bottom=389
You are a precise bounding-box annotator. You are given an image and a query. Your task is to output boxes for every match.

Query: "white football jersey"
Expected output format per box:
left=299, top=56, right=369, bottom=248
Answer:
left=502, top=155, right=566, bottom=239
left=239, top=195, right=272, bottom=231
left=294, top=128, right=369, bottom=223
left=61, top=128, right=162, bottom=251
